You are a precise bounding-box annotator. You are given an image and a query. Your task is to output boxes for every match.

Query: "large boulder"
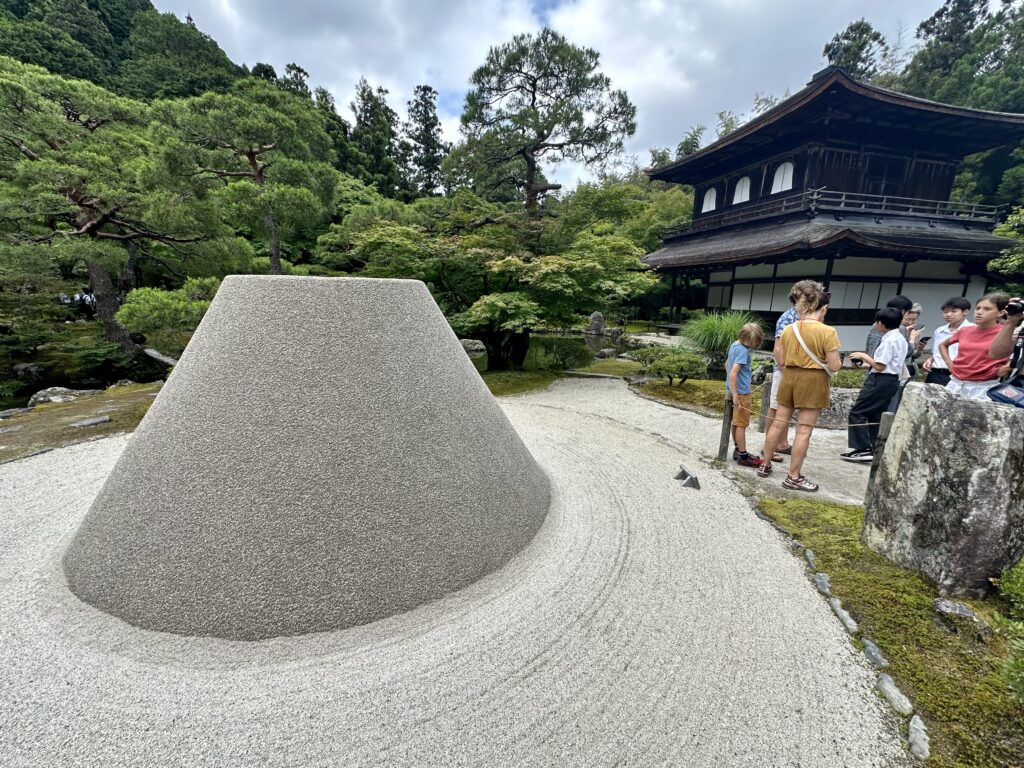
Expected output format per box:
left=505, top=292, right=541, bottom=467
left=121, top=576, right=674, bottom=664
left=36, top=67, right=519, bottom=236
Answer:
left=862, top=383, right=1024, bottom=596
left=584, top=311, right=605, bottom=335
left=27, top=387, right=99, bottom=407
left=816, top=387, right=861, bottom=430
left=460, top=338, right=486, bottom=356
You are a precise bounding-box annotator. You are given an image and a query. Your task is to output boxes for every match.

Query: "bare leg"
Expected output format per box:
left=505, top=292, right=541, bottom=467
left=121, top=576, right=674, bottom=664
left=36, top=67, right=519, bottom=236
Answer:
left=768, top=407, right=792, bottom=450
left=761, top=405, right=794, bottom=469
left=732, top=424, right=746, bottom=453
left=788, top=408, right=821, bottom=479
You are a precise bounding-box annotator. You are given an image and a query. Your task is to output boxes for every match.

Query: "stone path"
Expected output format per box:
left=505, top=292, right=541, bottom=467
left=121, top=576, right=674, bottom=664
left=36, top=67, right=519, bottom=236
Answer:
left=0, top=377, right=907, bottom=766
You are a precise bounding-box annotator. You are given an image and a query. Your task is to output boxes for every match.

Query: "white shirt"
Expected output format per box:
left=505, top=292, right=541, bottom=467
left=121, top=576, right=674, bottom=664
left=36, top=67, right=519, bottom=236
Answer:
left=872, top=328, right=909, bottom=375
left=930, top=320, right=974, bottom=370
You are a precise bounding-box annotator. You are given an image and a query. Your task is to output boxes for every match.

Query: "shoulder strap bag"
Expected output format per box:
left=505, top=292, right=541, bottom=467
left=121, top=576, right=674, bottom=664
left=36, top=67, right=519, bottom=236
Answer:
left=791, top=321, right=835, bottom=379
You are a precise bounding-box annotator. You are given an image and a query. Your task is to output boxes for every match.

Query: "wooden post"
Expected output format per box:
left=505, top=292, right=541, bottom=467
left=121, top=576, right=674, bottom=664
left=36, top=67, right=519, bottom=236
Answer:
left=718, top=397, right=734, bottom=462
left=757, top=373, right=772, bottom=433
left=866, top=411, right=896, bottom=496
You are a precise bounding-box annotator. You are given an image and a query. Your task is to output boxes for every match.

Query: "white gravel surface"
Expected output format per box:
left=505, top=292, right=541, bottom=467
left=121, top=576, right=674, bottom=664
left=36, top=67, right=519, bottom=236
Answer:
left=0, top=378, right=907, bottom=767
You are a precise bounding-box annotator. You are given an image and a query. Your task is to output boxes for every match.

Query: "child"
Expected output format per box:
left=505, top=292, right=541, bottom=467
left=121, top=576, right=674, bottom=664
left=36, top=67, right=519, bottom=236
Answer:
left=940, top=293, right=1012, bottom=400
left=841, top=307, right=908, bottom=462
left=727, top=323, right=766, bottom=467
left=921, top=297, right=973, bottom=387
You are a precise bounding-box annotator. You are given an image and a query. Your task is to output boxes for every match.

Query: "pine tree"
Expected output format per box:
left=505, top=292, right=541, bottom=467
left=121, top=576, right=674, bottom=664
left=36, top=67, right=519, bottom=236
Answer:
left=350, top=78, right=403, bottom=198
left=402, top=84, right=449, bottom=197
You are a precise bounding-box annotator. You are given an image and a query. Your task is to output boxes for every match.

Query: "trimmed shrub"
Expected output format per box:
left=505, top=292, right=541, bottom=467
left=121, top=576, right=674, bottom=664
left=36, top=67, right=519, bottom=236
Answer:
left=647, top=351, right=708, bottom=385
left=630, top=345, right=673, bottom=371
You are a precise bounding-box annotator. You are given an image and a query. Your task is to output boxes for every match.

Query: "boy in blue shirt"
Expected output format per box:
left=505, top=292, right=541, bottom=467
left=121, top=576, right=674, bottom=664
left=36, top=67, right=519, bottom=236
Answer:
left=727, top=323, right=766, bottom=467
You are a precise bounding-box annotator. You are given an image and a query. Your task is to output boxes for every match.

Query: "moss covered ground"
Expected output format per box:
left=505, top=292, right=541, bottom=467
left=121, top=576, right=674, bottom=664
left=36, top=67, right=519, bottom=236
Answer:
left=757, top=497, right=1024, bottom=767
left=572, top=358, right=644, bottom=376
left=481, top=370, right=561, bottom=397
left=0, top=383, right=161, bottom=464
left=639, top=378, right=761, bottom=415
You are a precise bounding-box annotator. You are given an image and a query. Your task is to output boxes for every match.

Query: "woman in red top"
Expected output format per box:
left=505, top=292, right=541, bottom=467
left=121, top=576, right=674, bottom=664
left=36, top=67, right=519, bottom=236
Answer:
left=939, top=292, right=1011, bottom=400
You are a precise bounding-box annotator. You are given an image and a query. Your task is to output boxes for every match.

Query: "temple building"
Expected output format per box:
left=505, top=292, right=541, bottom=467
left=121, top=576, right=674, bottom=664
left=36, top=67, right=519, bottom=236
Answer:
left=643, top=67, right=1024, bottom=348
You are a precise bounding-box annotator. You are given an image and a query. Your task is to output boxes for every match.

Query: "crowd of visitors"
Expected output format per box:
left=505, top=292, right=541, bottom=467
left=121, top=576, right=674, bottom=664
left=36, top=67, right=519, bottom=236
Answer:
left=725, top=280, right=1024, bottom=493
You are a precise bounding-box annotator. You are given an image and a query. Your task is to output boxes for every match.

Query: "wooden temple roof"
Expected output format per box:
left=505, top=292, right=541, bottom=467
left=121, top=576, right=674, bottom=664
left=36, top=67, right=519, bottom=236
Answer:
left=645, top=217, right=1015, bottom=272
left=649, top=67, right=1024, bottom=185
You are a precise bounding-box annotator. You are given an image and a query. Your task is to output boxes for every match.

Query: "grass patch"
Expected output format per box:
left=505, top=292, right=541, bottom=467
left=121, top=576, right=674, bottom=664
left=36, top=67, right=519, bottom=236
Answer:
left=572, top=358, right=643, bottom=376
left=639, top=378, right=760, bottom=415
left=481, top=370, right=561, bottom=396
left=757, top=497, right=1024, bottom=767
left=0, top=382, right=161, bottom=464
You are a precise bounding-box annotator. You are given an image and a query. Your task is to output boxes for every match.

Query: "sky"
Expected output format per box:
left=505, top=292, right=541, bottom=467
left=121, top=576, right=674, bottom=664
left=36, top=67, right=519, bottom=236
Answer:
left=152, top=0, right=943, bottom=189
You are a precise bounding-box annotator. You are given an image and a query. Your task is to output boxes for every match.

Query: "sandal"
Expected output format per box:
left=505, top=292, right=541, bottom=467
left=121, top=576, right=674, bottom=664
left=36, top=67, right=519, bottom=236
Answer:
left=782, top=474, right=819, bottom=492
left=777, top=445, right=793, bottom=455
left=757, top=460, right=773, bottom=478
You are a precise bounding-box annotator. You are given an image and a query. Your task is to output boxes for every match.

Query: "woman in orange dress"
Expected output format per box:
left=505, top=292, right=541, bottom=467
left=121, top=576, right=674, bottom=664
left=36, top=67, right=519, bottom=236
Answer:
left=759, top=280, right=842, bottom=492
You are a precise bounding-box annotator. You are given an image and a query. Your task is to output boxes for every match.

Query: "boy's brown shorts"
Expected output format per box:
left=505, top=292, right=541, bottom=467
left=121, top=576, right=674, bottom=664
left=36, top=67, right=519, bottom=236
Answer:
left=731, top=393, right=752, bottom=427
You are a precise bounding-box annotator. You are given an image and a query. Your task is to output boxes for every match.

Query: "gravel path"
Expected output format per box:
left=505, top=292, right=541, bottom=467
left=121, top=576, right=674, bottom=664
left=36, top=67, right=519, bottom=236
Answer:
left=0, top=378, right=906, bottom=767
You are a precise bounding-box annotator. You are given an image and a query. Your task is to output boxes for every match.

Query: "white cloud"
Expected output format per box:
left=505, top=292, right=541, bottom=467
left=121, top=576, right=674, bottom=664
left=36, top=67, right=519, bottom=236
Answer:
left=154, top=0, right=942, bottom=187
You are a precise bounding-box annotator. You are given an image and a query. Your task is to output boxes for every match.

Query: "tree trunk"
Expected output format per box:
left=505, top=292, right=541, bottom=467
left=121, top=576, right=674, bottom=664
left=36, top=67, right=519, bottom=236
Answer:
left=523, top=153, right=540, bottom=220
left=482, top=328, right=531, bottom=370
left=87, top=260, right=139, bottom=353
left=119, top=241, right=141, bottom=302
left=265, top=214, right=282, bottom=274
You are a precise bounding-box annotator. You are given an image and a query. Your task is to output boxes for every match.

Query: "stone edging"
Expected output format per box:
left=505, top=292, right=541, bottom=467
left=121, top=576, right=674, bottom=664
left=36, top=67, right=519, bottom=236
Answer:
left=748, top=498, right=931, bottom=762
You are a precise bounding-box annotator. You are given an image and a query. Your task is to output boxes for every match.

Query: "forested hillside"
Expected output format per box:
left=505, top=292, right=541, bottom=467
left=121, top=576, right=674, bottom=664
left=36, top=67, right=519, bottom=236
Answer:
left=1, top=0, right=1023, bottom=405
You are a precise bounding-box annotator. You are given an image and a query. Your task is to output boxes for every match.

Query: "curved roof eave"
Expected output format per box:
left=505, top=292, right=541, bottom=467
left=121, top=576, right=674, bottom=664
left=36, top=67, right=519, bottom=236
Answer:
left=647, top=67, right=1024, bottom=182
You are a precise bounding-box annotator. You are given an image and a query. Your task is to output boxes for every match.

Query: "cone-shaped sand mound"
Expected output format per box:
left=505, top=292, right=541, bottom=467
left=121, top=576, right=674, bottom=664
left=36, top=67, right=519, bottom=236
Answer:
left=63, top=276, right=550, bottom=640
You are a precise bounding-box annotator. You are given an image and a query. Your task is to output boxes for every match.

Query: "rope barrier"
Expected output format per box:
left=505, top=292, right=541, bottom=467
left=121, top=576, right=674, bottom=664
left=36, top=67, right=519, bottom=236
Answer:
left=731, top=400, right=883, bottom=429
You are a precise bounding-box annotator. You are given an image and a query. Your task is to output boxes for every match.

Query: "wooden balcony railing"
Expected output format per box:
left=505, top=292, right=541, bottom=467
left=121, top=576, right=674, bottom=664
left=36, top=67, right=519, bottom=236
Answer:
left=662, top=188, right=1001, bottom=240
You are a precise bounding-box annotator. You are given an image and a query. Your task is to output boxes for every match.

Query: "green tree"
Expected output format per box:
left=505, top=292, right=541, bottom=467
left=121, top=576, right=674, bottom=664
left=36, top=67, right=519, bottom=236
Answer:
left=158, top=77, right=339, bottom=274
left=349, top=78, right=404, bottom=198
left=715, top=110, right=741, bottom=138
left=461, top=27, right=637, bottom=218
left=0, top=57, right=237, bottom=351
left=25, top=0, right=118, bottom=64
left=823, top=19, right=890, bottom=81
left=251, top=62, right=277, bottom=82
left=116, top=10, right=240, bottom=99
left=0, top=19, right=109, bottom=83
left=675, top=125, right=705, bottom=159
left=402, top=84, right=449, bottom=197
left=280, top=62, right=311, bottom=99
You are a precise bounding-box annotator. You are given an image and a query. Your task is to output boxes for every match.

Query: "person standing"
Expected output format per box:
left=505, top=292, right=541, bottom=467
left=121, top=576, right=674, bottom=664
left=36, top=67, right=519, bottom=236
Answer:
left=759, top=280, right=842, bottom=492
left=921, top=297, right=973, bottom=387
left=866, top=295, right=913, bottom=357
left=727, top=323, right=766, bottom=468
left=940, top=293, right=1012, bottom=400
left=767, top=288, right=799, bottom=456
left=840, top=308, right=908, bottom=462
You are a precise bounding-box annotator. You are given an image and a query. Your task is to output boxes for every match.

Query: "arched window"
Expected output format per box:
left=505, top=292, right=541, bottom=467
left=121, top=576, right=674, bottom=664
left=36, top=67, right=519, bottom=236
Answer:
left=732, top=176, right=751, bottom=204
left=701, top=187, right=717, bottom=213
left=770, top=161, right=794, bottom=194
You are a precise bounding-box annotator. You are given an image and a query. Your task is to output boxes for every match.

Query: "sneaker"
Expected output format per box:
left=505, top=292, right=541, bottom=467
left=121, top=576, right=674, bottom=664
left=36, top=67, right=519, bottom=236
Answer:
left=782, top=474, right=819, bottom=492
left=840, top=450, right=874, bottom=463
left=736, top=455, right=764, bottom=468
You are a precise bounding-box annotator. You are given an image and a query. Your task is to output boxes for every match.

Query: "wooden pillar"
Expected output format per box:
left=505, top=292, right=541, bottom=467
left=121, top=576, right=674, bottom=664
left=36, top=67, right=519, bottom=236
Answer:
left=669, top=271, right=678, bottom=322
left=718, top=398, right=734, bottom=461
left=757, top=374, right=772, bottom=433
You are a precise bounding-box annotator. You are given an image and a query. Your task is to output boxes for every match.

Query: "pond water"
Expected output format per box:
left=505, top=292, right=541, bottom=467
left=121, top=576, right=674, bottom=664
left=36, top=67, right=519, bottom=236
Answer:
left=471, top=333, right=630, bottom=373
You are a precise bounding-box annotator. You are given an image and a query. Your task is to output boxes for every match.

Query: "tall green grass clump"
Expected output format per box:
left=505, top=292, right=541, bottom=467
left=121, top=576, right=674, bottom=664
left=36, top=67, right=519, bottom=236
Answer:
left=680, top=311, right=766, bottom=355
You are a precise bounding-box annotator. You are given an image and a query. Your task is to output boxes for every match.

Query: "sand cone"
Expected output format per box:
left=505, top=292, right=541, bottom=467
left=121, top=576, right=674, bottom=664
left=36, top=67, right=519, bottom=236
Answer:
left=63, top=276, right=550, bottom=640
